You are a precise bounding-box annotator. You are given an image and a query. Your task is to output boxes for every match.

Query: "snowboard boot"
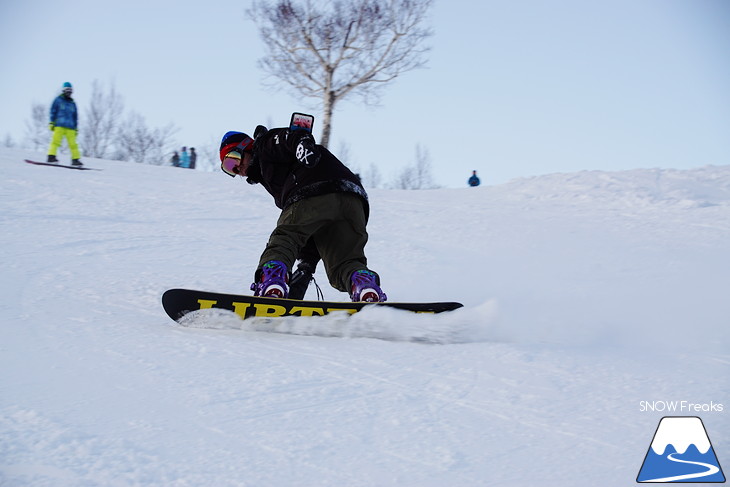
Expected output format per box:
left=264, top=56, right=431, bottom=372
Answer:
left=251, top=260, right=289, bottom=298
left=71, top=159, right=84, bottom=167
left=288, top=261, right=314, bottom=300
left=350, top=270, right=387, bottom=302
left=47, top=155, right=58, bottom=163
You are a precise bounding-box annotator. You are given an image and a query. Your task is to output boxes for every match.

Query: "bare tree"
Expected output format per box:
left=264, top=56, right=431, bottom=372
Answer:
left=412, top=143, right=435, bottom=189
left=116, top=112, right=178, bottom=165
left=363, top=162, right=383, bottom=188
left=2, top=133, right=16, bottom=148
left=393, top=143, right=435, bottom=189
left=82, top=79, right=124, bottom=158
left=336, top=140, right=352, bottom=166
left=249, top=0, right=433, bottom=147
left=393, top=165, right=415, bottom=190
left=194, top=137, right=222, bottom=172
left=24, top=103, right=49, bottom=151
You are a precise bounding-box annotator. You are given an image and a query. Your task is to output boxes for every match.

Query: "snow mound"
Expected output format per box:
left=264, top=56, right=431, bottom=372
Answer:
left=498, top=166, right=730, bottom=208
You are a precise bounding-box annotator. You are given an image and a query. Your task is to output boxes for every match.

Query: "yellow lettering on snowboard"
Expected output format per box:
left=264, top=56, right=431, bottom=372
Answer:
left=290, top=306, right=326, bottom=317
left=253, top=303, right=287, bottom=317
left=232, top=302, right=252, bottom=318
left=326, top=307, right=359, bottom=315
left=197, top=299, right=217, bottom=309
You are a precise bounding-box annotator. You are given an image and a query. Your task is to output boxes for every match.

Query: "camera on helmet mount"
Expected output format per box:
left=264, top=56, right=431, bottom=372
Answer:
left=289, top=113, right=314, bottom=134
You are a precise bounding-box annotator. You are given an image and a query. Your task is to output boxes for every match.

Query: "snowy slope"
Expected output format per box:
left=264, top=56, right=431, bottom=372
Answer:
left=1, top=149, right=728, bottom=486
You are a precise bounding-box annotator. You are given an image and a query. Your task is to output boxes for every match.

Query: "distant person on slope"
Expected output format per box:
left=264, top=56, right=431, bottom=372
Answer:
left=179, top=147, right=190, bottom=168
left=47, top=82, right=82, bottom=167
left=189, top=147, right=197, bottom=169
left=468, top=170, right=480, bottom=187
left=218, top=125, right=386, bottom=302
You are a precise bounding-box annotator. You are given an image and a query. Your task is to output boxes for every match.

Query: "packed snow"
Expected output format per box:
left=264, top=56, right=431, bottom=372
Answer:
left=1, top=148, right=728, bottom=486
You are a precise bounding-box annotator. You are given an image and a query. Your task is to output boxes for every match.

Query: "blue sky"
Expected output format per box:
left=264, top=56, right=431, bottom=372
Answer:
left=1, top=0, right=728, bottom=186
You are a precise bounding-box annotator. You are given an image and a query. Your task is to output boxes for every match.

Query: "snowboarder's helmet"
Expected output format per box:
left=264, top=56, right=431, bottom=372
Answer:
left=219, top=131, right=254, bottom=177
left=62, top=82, right=73, bottom=94
left=219, top=131, right=253, bottom=159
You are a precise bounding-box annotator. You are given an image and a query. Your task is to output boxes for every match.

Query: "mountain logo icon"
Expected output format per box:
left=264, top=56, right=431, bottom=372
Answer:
left=637, top=416, right=725, bottom=483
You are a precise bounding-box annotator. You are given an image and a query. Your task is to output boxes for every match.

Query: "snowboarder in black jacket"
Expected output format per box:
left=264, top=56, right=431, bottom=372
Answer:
left=219, top=126, right=386, bottom=302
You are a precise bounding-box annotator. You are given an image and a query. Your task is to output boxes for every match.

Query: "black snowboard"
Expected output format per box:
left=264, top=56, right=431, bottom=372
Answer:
left=25, top=159, right=100, bottom=171
left=162, top=288, right=463, bottom=322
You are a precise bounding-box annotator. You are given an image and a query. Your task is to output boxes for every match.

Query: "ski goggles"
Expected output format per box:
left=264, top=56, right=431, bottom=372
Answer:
left=221, top=152, right=243, bottom=177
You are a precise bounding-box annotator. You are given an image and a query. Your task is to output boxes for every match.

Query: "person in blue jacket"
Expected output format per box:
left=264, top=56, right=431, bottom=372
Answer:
left=468, top=170, right=481, bottom=187
left=179, top=147, right=190, bottom=168
left=47, top=82, right=82, bottom=166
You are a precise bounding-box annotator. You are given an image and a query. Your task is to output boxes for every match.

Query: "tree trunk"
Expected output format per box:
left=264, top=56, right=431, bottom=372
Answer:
left=320, top=90, right=336, bottom=149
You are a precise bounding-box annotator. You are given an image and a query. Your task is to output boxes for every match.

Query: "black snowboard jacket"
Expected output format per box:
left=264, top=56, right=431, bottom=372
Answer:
left=246, top=127, right=369, bottom=216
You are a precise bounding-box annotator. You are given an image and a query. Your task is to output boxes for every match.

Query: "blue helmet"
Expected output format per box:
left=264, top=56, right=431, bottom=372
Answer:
left=219, top=131, right=253, bottom=157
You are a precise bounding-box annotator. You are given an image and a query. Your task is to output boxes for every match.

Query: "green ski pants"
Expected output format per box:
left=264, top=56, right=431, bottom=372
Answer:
left=258, top=193, right=372, bottom=293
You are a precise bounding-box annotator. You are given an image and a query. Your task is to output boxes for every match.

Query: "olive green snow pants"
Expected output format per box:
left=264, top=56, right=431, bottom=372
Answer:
left=258, top=193, right=371, bottom=293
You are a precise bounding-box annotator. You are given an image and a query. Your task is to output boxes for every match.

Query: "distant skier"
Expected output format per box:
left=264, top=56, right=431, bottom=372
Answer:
left=47, top=82, right=83, bottom=167
left=179, top=147, right=190, bottom=168
left=219, top=125, right=386, bottom=302
left=468, top=170, right=481, bottom=187
left=189, top=147, right=197, bottom=169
